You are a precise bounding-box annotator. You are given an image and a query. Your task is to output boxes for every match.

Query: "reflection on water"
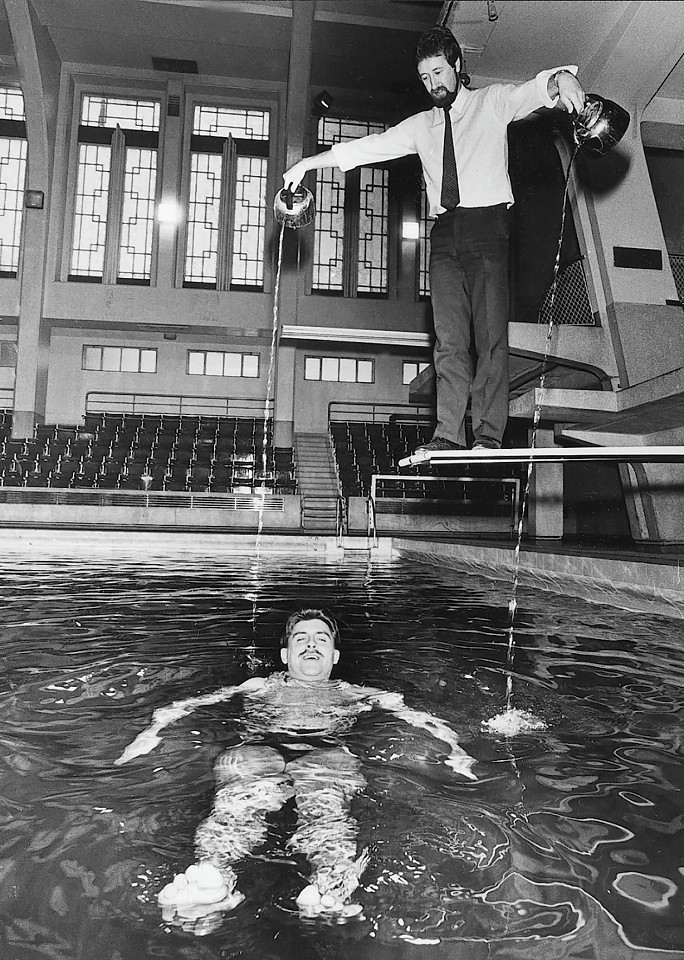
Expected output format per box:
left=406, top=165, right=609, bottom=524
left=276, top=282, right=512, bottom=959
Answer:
left=0, top=545, right=683, bottom=959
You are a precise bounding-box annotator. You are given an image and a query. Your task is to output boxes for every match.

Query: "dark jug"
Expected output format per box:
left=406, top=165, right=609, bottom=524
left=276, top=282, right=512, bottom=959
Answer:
left=274, top=186, right=315, bottom=229
left=573, top=94, right=630, bottom=156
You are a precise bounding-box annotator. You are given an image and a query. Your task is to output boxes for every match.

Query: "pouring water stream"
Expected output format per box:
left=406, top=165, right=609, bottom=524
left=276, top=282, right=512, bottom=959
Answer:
left=484, top=144, right=580, bottom=736
left=246, top=222, right=286, bottom=670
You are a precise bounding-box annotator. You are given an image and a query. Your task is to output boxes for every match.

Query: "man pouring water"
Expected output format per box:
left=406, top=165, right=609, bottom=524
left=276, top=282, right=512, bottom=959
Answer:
left=283, top=26, right=585, bottom=456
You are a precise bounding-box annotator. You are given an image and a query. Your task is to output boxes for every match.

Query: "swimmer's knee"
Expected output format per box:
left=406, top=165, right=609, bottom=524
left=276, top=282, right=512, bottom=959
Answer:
left=287, top=748, right=365, bottom=793
left=214, top=745, right=286, bottom=784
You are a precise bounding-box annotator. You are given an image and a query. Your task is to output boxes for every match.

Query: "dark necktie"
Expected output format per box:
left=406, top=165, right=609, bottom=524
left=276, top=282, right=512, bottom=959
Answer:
left=440, top=104, right=460, bottom=210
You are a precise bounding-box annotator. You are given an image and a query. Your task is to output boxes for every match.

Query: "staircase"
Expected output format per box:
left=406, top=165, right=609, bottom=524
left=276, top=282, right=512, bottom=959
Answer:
left=294, top=432, right=340, bottom=532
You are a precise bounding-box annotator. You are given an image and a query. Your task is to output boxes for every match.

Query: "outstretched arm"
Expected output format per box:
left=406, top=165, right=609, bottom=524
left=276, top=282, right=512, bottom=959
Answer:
left=283, top=149, right=338, bottom=192
left=114, top=676, right=266, bottom=766
left=369, top=690, right=477, bottom=781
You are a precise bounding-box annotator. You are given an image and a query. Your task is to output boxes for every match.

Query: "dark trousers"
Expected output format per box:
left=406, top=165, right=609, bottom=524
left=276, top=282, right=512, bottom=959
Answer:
left=428, top=204, right=511, bottom=447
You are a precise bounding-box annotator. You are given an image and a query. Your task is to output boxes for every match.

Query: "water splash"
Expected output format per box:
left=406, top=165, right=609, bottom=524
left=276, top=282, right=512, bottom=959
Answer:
left=482, top=707, right=547, bottom=736
left=486, top=144, right=581, bottom=735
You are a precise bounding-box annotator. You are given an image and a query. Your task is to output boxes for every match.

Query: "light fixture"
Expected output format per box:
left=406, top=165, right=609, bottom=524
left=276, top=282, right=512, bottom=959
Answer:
left=24, top=190, right=44, bottom=209
left=157, top=198, right=182, bottom=225
left=312, top=90, right=333, bottom=117
left=402, top=221, right=420, bottom=241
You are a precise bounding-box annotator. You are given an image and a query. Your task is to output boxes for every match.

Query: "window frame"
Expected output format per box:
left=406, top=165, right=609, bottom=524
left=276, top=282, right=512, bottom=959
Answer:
left=82, top=344, right=158, bottom=373
left=178, top=92, right=277, bottom=293
left=0, top=86, right=27, bottom=278
left=402, top=359, right=430, bottom=385
left=303, top=355, right=375, bottom=384
left=309, top=115, right=398, bottom=300
left=63, top=80, right=166, bottom=286
left=186, top=349, right=261, bottom=379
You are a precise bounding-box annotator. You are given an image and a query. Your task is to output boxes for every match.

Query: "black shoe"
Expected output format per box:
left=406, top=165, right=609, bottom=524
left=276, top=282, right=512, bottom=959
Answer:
left=472, top=436, right=501, bottom=450
left=414, top=436, right=466, bottom=455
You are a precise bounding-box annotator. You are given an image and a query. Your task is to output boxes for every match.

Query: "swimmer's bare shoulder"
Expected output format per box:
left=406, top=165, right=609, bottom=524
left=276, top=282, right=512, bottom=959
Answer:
left=240, top=676, right=268, bottom=693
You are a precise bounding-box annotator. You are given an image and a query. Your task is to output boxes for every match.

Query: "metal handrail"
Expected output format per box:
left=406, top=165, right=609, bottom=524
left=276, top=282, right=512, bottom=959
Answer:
left=336, top=494, right=348, bottom=543
left=86, top=391, right=273, bottom=419
left=328, top=401, right=434, bottom=424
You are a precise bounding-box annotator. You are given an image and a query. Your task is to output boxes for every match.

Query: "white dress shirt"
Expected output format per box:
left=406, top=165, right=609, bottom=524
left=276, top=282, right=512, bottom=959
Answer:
left=331, top=66, right=578, bottom=217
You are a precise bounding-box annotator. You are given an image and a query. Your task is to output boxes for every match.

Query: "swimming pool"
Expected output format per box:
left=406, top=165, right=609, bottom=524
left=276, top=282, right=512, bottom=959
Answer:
left=1, top=535, right=682, bottom=959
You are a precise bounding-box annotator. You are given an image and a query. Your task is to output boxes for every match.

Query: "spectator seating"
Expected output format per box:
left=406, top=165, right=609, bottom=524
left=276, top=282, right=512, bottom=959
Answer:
left=331, top=419, right=433, bottom=497
left=0, top=411, right=298, bottom=495
left=330, top=418, right=521, bottom=501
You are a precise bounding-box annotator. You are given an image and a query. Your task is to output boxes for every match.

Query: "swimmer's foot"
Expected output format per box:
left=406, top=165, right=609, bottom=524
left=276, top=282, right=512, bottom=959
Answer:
left=296, top=882, right=364, bottom=920
left=158, top=862, right=244, bottom=922
left=296, top=850, right=368, bottom=921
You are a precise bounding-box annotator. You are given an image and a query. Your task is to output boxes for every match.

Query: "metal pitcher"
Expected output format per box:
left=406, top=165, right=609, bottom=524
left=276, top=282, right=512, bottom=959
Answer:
left=273, top=186, right=315, bottom=229
left=573, top=94, right=630, bottom=156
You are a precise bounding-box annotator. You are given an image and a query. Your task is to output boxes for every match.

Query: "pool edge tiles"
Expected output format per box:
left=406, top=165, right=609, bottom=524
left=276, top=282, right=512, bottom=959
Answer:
left=1, top=528, right=392, bottom=559
left=393, top=538, right=684, bottom=619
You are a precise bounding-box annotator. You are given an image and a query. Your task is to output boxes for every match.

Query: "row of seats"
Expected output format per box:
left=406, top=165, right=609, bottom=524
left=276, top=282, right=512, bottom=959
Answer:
left=331, top=419, right=521, bottom=500
left=331, top=420, right=433, bottom=497
left=0, top=412, right=297, bottom=494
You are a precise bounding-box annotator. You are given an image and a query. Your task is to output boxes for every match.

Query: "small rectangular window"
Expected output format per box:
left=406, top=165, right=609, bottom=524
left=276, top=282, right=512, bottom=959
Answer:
left=83, top=345, right=102, bottom=370
left=102, top=346, right=120, bottom=371
left=82, top=344, right=157, bottom=373
left=303, top=355, right=375, bottom=384
left=187, top=351, right=204, bottom=376
left=242, top=354, right=259, bottom=378
left=140, top=349, right=157, bottom=373
left=120, top=347, right=139, bottom=372
left=304, top=357, right=321, bottom=381
left=223, top=352, right=242, bottom=377
left=205, top=351, right=224, bottom=376
left=339, top=358, right=356, bottom=383
left=321, top=357, right=338, bottom=381
left=402, top=360, right=430, bottom=385
left=187, top=350, right=260, bottom=378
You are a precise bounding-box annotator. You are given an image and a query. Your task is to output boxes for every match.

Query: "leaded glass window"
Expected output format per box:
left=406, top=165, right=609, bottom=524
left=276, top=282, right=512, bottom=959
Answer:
left=70, top=94, right=160, bottom=284
left=184, top=104, right=270, bottom=290
left=0, top=87, right=27, bottom=277
left=313, top=117, right=388, bottom=297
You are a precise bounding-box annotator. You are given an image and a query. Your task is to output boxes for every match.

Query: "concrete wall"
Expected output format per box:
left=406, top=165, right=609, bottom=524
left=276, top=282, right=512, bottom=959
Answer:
left=44, top=328, right=271, bottom=425
left=0, top=496, right=303, bottom=531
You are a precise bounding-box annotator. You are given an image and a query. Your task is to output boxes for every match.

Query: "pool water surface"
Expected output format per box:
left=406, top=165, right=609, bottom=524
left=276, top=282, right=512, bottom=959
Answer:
left=0, top=539, right=682, bottom=960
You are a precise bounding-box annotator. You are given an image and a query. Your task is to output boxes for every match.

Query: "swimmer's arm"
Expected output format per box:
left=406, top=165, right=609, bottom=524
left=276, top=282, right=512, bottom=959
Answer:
left=367, top=689, right=477, bottom=781
left=113, top=676, right=267, bottom=766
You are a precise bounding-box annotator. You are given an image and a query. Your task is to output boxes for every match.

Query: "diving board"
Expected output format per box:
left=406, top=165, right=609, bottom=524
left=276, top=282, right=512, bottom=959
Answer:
left=398, top=445, right=684, bottom=468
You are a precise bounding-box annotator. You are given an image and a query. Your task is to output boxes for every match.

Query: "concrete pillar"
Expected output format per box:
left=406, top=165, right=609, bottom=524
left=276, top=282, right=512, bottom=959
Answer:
left=526, top=428, right=563, bottom=540
left=156, top=78, right=183, bottom=292
left=5, top=0, right=61, bottom=437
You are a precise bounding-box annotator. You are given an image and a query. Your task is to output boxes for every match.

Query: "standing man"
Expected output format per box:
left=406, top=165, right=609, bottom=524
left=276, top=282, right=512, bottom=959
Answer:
left=283, top=26, right=585, bottom=454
